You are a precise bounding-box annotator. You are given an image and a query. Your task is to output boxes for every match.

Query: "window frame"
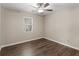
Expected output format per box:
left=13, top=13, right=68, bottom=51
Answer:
left=24, top=17, right=33, bottom=32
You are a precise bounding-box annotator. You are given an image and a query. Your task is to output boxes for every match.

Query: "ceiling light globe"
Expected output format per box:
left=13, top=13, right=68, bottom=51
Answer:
left=38, top=9, right=44, bottom=13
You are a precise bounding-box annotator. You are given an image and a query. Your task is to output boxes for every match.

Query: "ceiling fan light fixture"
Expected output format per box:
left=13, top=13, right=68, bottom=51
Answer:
left=38, top=9, right=44, bottom=13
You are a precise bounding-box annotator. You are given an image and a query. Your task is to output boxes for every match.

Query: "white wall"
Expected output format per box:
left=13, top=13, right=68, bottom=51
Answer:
left=1, top=7, right=44, bottom=46
left=44, top=7, right=79, bottom=49
left=2, top=4, right=79, bottom=50
left=0, top=5, right=2, bottom=47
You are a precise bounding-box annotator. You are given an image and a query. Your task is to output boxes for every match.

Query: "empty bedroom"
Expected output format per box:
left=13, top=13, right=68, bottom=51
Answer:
left=0, top=3, right=79, bottom=56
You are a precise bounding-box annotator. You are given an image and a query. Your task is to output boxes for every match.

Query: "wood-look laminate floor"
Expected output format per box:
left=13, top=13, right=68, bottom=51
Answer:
left=1, top=38, right=79, bottom=56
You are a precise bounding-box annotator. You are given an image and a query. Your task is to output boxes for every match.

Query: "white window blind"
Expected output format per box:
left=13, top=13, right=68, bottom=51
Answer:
left=24, top=17, right=33, bottom=32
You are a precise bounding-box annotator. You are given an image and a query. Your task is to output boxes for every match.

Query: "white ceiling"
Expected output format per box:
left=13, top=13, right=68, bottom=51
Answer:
left=1, top=3, right=36, bottom=13
left=1, top=3, right=79, bottom=16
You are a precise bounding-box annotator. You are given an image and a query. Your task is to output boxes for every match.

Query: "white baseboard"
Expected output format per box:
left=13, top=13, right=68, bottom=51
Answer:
left=0, top=47, right=1, bottom=51
left=44, top=37, right=79, bottom=50
left=1, top=36, right=79, bottom=51
left=1, top=37, right=43, bottom=49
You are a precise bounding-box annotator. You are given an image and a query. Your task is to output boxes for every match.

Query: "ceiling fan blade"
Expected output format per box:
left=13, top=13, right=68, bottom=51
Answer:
left=37, top=3, right=43, bottom=8
left=44, top=3, right=49, bottom=7
left=45, top=9, right=53, bottom=11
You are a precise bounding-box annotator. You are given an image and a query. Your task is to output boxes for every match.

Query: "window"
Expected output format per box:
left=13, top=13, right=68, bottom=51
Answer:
left=24, top=17, right=33, bottom=32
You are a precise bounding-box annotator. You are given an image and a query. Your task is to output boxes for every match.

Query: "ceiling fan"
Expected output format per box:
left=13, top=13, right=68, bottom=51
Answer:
left=31, top=3, right=53, bottom=13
